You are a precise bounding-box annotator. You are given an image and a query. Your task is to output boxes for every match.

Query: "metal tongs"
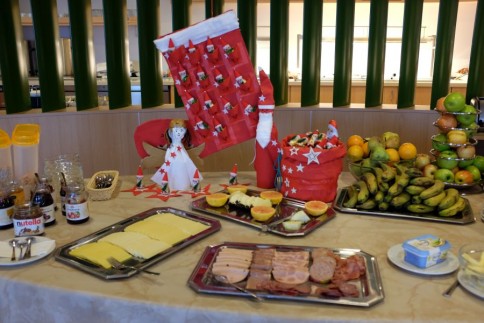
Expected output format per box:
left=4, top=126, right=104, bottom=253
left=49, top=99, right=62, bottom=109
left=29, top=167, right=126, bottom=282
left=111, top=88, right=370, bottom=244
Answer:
left=260, top=204, right=286, bottom=233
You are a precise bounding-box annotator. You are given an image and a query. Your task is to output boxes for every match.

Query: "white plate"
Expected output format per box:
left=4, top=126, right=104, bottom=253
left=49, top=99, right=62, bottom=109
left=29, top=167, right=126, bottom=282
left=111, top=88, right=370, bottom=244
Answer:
left=387, top=244, right=459, bottom=276
left=0, top=236, right=56, bottom=267
left=457, top=269, right=484, bottom=299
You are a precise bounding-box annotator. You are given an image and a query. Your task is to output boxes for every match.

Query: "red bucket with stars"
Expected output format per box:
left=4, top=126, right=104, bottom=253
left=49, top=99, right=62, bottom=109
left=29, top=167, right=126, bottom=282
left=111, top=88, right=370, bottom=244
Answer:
left=279, top=135, right=346, bottom=202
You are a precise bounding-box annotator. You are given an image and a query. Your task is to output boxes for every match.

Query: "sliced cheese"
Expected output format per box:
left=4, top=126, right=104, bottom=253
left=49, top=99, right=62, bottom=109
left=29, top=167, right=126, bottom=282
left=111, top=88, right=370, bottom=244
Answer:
left=148, top=213, right=208, bottom=235
left=99, top=231, right=171, bottom=259
left=69, top=241, right=131, bottom=269
left=125, top=219, right=190, bottom=245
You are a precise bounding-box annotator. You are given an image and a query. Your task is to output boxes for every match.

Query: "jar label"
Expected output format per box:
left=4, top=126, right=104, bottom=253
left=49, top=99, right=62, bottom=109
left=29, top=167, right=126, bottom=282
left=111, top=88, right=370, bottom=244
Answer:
left=40, top=204, right=55, bottom=224
left=0, top=206, right=14, bottom=225
left=66, top=201, right=89, bottom=222
left=13, top=216, right=45, bottom=236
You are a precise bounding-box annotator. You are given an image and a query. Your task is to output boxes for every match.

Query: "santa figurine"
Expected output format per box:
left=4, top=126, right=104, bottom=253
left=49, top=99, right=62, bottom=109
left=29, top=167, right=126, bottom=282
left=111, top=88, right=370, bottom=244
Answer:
left=151, top=119, right=202, bottom=191
left=229, top=164, right=238, bottom=185
left=325, top=119, right=339, bottom=149
left=254, top=68, right=280, bottom=188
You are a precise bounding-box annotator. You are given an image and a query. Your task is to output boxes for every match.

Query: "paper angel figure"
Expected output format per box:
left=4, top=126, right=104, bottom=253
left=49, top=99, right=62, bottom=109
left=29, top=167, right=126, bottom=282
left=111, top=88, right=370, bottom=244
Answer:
left=151, top=119, right=203, bottom=191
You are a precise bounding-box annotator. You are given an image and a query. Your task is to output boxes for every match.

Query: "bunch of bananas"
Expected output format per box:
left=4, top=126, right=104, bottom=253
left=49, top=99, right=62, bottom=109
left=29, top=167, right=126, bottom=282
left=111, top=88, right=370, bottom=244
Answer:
left=343, top=163, right=467, bottom=217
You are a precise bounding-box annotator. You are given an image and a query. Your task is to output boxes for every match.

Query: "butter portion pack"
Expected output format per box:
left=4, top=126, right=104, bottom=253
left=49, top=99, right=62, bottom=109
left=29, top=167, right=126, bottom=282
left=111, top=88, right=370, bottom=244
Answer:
left=403, top=234, right=451, bottom=269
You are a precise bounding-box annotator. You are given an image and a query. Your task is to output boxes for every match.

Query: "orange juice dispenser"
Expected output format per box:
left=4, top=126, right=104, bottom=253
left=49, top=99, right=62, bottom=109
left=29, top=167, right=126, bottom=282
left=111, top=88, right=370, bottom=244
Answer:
left=12, top=124, right=40, bottom=199
left=0, top=128, right=13, bottom=184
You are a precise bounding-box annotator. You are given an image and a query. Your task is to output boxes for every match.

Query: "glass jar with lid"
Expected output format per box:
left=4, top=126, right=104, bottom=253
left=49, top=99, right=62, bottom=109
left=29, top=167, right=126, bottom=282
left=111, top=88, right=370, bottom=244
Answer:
left=13, top=204, right=44, bottom=236
left=31, top=177, right=56, bottom=226
left=0, top=189, right=14, bottom=230
left=65, top=183, right=90, bottom=224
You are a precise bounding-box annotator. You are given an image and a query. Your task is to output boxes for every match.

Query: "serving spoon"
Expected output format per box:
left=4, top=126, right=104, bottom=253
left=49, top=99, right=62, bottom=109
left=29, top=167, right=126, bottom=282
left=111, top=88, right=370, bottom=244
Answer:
left=443, top=279, right=460, bottom=297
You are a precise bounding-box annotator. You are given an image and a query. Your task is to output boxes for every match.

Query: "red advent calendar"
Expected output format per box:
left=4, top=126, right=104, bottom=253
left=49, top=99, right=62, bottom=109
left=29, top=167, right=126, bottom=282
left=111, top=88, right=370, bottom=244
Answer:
left=154, top=11, right=261, bottom=158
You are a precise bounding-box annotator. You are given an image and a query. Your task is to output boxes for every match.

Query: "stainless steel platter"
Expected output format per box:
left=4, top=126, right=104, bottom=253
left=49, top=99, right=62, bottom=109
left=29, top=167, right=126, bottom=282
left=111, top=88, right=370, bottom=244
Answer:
left=191, top=189, right=336, bottom=237
left=188, top=242, right=384, bottom=307
left=55, top=207, right=221, bottom=280
left=334, top=187, right=475, bottom=225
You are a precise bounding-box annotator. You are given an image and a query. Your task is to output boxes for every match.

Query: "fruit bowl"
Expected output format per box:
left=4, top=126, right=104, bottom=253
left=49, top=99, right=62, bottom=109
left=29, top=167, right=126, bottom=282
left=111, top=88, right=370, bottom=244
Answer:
left=431, top=135, right=478, bottom=150
left=347, top=160, right=373, bottom=179
left=436, top=108, right=481, bottom=117
left=458, top=243, right=484, bottom=293
left=432, top=121, right=479, bottom=137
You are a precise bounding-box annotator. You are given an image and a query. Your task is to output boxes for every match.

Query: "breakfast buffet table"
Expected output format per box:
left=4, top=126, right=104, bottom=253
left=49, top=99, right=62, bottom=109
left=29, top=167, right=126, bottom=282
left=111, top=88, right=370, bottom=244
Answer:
left=0, top=172, right=483, bottom=323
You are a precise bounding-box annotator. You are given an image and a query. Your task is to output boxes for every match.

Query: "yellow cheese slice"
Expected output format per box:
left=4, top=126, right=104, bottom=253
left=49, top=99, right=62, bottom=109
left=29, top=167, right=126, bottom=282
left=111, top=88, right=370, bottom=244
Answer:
left=69, top=241, right=131, bottom=269
left=99, top=231, right=171, bottom=259
left=125, top=219, right=190, bottom=245
left=148, top=213, right=208, bottom=235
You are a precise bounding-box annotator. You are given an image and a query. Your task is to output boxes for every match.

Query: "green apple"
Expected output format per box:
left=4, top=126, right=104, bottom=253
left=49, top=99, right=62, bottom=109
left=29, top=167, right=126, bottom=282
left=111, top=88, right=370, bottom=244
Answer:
left=432, top=133, right=450, bottom=152
left=466, top=165, right=482, bottom=182
left=464, top=122, right=480, bottom=138
left=434, top=168, right=455, bottom=183
left=437, top=150, right=459, bottom=169
left=473, top=155, right=484, bottom=173
left=458, top=159, right=474, bottom=168
left=443, top=92, right=465, bottom=112
left=456, top=105, right=477, bottom=126
left=370, top=146, right=390, bottom=162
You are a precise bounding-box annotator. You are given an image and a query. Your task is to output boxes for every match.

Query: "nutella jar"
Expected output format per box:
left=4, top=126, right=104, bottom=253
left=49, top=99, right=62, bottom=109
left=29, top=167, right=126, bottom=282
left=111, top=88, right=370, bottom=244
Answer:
left=13, top=204, right=45, bottom=237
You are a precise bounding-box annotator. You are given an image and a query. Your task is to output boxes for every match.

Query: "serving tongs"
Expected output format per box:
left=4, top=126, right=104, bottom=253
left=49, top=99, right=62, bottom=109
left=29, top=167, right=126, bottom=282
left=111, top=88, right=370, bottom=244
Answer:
left=107, top=257, right=160, bottom=276
left=213, top=274, right=263, bottom=302
left=259, top=204, right=287, bottom=233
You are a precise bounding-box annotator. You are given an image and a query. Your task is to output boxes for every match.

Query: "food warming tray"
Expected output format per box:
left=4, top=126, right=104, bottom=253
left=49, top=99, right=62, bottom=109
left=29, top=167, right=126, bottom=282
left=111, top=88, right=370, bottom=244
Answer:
left=188, top=242, right=384, bottom=307
left=334, top=187, right=475, bottom=225
left=191, top=189, right=336, bottom=237
left=55, top=207, right=221, bottom=280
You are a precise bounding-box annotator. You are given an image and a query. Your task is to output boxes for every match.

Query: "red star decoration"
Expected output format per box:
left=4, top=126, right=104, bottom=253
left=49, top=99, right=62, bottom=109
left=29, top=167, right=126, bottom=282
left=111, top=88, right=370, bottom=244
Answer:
left=171, top=151, right=177, bottom=158
left=165, top=160, right=171, bottom=167
left=121, top=183, right=159, bottom=196
left=177, top=145, right=183, bottom=151
left=180, top=184, right=212, bottom=198
left=145, top=190, right=182, bottom=201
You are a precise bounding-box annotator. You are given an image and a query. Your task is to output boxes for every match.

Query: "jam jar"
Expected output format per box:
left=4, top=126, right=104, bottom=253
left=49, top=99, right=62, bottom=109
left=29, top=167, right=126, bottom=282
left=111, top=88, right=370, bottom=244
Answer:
left=65, top=184, right=90, bottom=224
left=31, top=177, right=56, bottom=226
left=0, top=190, right=15, bottom=230
left=13, top=204, right=45, bottom=237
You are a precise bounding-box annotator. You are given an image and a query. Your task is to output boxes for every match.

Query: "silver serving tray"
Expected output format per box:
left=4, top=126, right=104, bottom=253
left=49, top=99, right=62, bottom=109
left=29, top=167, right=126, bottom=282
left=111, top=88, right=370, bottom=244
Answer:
left=55, top=207, right=221, bottom=280
left=191, top=189, right=336, bottom=237
left=334, top=187, right=475, bottom=225
left=188, top=242, right=384, bottom=307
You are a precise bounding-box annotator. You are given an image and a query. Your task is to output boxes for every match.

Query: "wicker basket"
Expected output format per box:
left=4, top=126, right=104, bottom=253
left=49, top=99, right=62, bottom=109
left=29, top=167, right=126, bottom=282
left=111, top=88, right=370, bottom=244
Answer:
left=87, top=170, right=119, bottom=201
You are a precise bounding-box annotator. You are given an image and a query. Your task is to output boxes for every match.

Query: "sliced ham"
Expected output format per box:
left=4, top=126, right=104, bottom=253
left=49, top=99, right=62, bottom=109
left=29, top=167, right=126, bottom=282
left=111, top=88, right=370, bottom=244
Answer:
left=309, top=256, right=336, bottom=283
left=272, top=266, right=309, bottom=285
left=212, top=266, right=249, bottom=284
left=257, top=281, right=311, bottom=296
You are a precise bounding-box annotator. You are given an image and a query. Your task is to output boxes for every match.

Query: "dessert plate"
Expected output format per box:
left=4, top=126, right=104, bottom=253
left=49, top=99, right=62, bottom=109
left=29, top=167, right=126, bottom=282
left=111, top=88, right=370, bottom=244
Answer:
left=457, top=269, right=484, bottom=299
left=387, top=244, right=459, bottom=276
left=0, top=236, right=56, bottom=266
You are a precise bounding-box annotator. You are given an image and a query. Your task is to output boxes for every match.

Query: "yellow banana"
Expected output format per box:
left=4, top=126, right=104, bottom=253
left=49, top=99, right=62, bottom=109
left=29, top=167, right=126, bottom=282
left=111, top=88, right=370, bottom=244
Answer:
left=419, top=180, right=445, bottom=200
left=343, top=185, right=358, bottom=208
left=374, top=190, right=385, bottom=203
left=356, top=180, right=370, bottom=204
left=391, top=192, right=412, bottom=208
left=407, top=204, right=435, bottom=214
left=378, top=201, right=390, bottom=211
left=422, top=190, right=446, bottom=207
left=388, top=173, right=410, bottom=197
left=438, top=197, right=466, bottom=217
left=438, top=188, right=460, bottom=210
left=379, top=162, right=396, bottom=182
left=362, top=172, right=378, bottom=195
left=411, top=195, right=422, bottom=204
left=405, top=185, right=426, bottom=195
left=357, top=198, right=377, bottom=210
left=410, top=176, right=435, bottom=187
left=372, top=167, right=389, bottom=192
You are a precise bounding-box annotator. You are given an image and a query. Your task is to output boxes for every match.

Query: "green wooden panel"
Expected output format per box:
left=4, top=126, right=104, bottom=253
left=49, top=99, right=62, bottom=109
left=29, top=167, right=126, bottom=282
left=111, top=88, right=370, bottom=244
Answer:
left=31, top=0, right=66, bottom=112
left=397, top=0, right=424, bottom=109
left=137, top=0, right=164, bottom=108
left=0, top=0, right=31, bottom=114
left=103, top=0, right=131, bottom=109
left=68, top=0, right=98, bottom=110
left=301, top=0, right=322, bottom=107
left=365, top=0, right=388, bottom=108
left=430, top=0, right=458, bottom=109
left=270, top=0, right=289, bottom=106
left=466, top=0, right=484, bottom=103
left=205, top=0, right=224, bottom=18
left=237, top=0, right=257, bottom=67
left=333, top=0, right=355, bottom=107
left=172, top=0, right=191, bottom=108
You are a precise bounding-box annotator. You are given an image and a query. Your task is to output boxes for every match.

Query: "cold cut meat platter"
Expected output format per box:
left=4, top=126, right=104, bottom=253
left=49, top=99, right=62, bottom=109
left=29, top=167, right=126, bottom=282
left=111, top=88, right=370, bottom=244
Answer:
left=188, top=242, right=384, bottom=307
left=191, top=189, right=336, bottom=237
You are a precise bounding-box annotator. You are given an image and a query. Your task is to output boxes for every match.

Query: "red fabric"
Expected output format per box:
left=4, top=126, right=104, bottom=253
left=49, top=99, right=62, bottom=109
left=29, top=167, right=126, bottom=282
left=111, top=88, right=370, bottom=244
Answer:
left=254, top=125, right=279, bottom=188
left=280, top=136, right=347, bottom=202
left=159, top=29, right=260, bottom=158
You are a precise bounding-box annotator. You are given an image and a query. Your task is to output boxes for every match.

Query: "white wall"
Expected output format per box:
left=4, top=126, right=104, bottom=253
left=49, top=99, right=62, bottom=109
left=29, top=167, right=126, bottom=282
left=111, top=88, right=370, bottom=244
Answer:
left=18, top=0, right=476, bottom=79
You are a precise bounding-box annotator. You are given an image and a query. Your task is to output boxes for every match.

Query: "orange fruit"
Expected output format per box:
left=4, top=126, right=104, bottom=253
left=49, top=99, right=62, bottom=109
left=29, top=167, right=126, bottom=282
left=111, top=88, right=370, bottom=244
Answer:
left=347, top=145, right=364, bottom=162
left=386, top=148, right=400, bottom=163
left=347, top=135, right=364, bottom=147
left=206, top=193, right=229, bottom=207
left=260, top=190, right=283, bottom=205
left=304, top=200, right=329, bottom=216
left=250, top=206, right=276, bottom=222
left=398, top=143, right=417, bottom=160
left=227, top=184, right=248, bottom=194
left=362, top=141, right=370, bottom=157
